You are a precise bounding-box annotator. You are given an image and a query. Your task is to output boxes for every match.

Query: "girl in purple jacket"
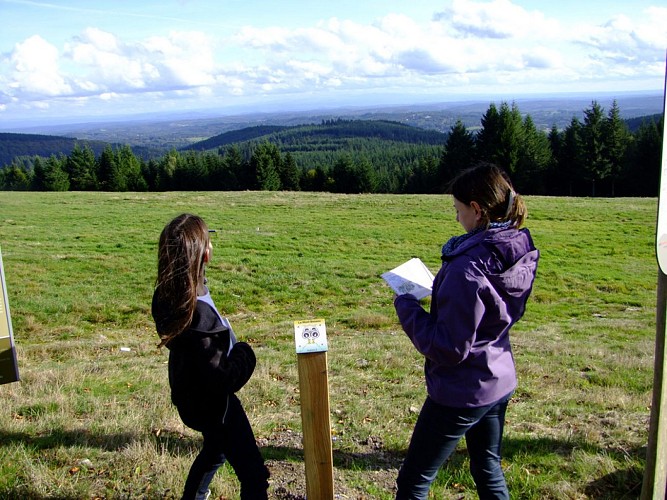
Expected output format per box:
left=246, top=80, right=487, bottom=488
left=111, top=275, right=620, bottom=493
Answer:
left=394, top=163, right=539, bottom=499
left=152, top=214, right=269, bottom=500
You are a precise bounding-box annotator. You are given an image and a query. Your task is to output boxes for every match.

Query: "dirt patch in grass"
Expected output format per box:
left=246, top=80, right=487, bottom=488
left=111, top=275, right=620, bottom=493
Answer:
left=258, top=430, right=402, bottom=499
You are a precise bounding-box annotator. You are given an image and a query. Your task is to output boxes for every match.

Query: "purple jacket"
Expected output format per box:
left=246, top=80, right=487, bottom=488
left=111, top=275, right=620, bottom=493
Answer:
left=394, top=226, right=539, bottom=408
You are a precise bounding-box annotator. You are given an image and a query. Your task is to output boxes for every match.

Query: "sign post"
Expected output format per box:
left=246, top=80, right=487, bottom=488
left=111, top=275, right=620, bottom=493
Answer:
left=0, top=246, right=19, bottom=385
left=642, top=57, right=667, bottom=499
left=294, top=318, right=334, bottom=500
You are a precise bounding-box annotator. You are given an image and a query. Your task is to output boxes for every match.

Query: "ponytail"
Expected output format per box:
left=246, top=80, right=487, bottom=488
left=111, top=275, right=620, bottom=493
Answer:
left=450, top=162, right=527, bottom=228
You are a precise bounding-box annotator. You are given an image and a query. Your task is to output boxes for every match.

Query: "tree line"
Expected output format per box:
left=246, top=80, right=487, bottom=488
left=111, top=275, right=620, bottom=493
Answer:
left=1, top=100, right=663, bottom=196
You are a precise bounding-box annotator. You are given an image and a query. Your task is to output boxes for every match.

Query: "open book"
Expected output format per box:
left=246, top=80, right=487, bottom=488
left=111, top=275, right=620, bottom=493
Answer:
left=381, top=258, right=435, bottom=300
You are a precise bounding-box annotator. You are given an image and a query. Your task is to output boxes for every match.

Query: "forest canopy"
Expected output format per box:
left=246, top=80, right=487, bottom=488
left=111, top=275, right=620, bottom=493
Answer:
left=1, top=101, right=663, bottom=197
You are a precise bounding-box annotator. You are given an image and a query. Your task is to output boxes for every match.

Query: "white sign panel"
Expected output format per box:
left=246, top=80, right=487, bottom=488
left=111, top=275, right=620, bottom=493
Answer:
left=294, top=318, right=328, bottom=354
left=0, top=247, right=19, bottom=384
left=655, top=67, right=667, bottom=273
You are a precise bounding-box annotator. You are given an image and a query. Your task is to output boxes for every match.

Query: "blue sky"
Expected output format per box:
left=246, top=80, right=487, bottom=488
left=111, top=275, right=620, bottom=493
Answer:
left=0, top=0, right=665, bottom=127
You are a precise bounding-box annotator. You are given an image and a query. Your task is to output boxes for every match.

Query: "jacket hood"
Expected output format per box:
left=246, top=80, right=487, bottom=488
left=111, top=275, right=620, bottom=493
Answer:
left=152, top=291, right=229, bottom=350
left=449, top=226, right=539, bottom=300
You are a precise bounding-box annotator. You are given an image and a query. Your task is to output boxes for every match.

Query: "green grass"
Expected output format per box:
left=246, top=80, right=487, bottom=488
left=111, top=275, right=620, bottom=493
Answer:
left=0, top=191, right=658, bottom=499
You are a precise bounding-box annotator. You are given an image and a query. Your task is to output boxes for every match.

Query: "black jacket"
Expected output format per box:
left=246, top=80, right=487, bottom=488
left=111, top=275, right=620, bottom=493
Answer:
left=152, top=291, right=256, bottom=431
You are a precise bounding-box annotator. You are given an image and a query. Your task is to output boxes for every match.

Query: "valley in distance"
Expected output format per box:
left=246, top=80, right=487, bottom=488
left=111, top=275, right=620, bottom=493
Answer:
left=2, top=91, right=662, bottom=154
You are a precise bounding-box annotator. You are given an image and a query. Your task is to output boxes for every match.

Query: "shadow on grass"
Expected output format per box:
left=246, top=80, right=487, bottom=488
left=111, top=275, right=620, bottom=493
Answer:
left=503, top=436, right=645, bottom=499
left=583, top=466, right=644, bottom=500
left=0, top=427, right=201, bottom=455
left=262, top=444, right=403, bottom=471
left=263, top=435, right=646, bottom=498
left=0, top=430, right=647, bottom=499
left=0, top=428, right=138, bottom=451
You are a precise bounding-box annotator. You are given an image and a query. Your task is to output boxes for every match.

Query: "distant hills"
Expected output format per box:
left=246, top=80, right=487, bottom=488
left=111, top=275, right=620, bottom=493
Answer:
left=3, top=92, right=662, bottom=151
left=0, top=92, right=663, bottom=168
left=0, top=133, right=109, bottom=166
left=0, top=132, right=156, bottom=167
left=181, top=125, right=289, bottom=151
left=181, top=119, right=446, bottom=153
left=0, top=119, right=449, bottom=167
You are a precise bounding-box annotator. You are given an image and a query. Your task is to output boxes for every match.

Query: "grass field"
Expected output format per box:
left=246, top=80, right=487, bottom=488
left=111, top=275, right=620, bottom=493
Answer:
left=0, top=191, right=658, bottom=499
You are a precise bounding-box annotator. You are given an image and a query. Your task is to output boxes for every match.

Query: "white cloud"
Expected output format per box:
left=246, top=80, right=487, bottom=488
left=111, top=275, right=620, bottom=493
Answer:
left=7, top=35, right=72, bottom=97
left=148, top=31, right=217, bottom=87
left=640, top=7, right=667, bottom=48
left=64, top=29, right=221, bottom=92
left=0, top=1, right=665, bottom=122
left=66, top=30, right=157, bottom=90
left=571, top=6, right=667, bottom=82
left=436, top=0, right=561, bottom=40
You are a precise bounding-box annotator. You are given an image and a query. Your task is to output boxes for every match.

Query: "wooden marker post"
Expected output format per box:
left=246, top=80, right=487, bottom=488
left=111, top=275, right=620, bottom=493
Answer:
left=294, top=319, right=334, bottom=500
left=642, top=57, right=667, bottom=500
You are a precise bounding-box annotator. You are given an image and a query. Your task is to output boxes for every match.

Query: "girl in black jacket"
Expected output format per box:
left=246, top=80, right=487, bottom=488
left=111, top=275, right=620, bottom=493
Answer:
left=152, top=213, right=269, bottom=500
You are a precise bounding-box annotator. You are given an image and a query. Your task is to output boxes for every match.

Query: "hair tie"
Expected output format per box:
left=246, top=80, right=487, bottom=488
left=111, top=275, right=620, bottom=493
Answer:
left=504, top=189, right=515, bottom=219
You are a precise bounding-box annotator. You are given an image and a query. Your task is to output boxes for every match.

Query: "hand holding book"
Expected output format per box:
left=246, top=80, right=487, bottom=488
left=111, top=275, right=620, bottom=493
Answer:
left=381, top=258, right=435, bottom=300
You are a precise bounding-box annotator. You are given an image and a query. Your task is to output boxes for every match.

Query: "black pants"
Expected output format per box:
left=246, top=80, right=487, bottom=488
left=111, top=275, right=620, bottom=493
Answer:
left=181, top=394, right=269, bottom=500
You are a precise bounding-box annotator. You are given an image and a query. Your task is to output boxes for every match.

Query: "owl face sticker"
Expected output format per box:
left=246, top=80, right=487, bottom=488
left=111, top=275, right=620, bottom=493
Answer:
left=294, top=319, right=328, bottom=353
left=302, top=327, right=320, bottom=343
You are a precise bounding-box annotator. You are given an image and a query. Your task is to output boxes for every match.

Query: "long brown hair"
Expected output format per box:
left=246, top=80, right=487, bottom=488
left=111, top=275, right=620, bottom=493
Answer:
left=449, top=162, right=527, bottom=228
left=155, top=213, right=209, bottom=347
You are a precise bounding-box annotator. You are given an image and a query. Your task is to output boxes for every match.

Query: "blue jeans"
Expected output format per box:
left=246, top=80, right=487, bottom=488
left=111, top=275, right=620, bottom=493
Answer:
left=396, top=393, right=512, bottom=500
left=181, top=394, right=269, bottom=500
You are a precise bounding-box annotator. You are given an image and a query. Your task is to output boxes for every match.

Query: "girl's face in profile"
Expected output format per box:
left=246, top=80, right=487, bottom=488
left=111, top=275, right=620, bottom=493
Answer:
left=205, top=237, right=212, bottom=263
left=454, top=197, right=481, bottom=233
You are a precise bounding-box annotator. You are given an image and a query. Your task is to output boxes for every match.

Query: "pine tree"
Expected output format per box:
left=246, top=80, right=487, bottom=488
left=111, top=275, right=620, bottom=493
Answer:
left=603, top=100, right=630, bottom=196
left=628, top=117, right=662, bottom=196
left=476, top=103, right=501, bottom=163
left=496, top=102, right=524, bottom=175
left=476, top=102, right=523, bottom=175
left=332, top=155, right=357, bottom=193
left=66, top=143, right=97, bottom=190
left=32, top=156, right=47, bottom=191
left=558, top=117, right=585, bottom=195
left=250, top=142, right=282, bottom=191
left=43, top=154, right=70, bottom=191
left=280, top=152, right=301, bottom=191
left=222, top=145, right=246, bottom=189
left=157, top=149, right=181, bottom=190
left=439, top=120, right=476, bottom=190
left=355, top=156, right=378, bottom=193
left=0, top=163, right=30, bottom=190
left=582, top=101, right=609, bottom=196
left=97, top=145, right=121, bottom=191
left=516, top=115, right=552, bottom=194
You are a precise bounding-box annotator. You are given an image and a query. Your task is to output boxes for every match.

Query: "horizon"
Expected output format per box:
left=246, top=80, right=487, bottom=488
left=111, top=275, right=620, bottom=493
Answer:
left=1, top=89, right=663, bottom=133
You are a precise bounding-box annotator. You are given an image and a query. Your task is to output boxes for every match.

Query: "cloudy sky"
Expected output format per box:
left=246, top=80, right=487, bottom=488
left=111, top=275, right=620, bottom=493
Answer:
left=1, top=0, right=666, bottom=127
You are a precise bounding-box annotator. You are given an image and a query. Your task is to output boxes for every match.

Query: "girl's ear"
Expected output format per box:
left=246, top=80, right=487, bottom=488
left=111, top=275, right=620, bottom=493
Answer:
left=470, top=201, right=483, bottom=221
left=203, top=246, right=211, bottom=263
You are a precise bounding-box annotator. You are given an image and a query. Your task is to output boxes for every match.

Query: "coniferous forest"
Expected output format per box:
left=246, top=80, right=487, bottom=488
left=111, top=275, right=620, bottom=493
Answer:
left=0, top=100, right=663, bottom=197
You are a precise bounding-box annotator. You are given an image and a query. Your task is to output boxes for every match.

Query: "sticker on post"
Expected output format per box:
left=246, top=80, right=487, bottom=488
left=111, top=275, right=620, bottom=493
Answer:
left=294, top=319, right=328, bottom=353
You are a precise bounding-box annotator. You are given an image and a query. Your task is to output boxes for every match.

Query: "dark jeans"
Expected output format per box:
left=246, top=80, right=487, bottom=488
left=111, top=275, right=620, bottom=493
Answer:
left=396, top=393, right=512, bottom=500
left=181, top=394, right=269, bottom=500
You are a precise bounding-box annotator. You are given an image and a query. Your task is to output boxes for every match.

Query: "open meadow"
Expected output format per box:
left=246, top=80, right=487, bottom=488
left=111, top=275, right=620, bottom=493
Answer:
left=0, top=191, right=658, bottom=499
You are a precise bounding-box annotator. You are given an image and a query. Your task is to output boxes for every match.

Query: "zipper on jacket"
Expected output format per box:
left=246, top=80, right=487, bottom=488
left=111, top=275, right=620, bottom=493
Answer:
left=222, top=394, right=230, bottom=424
